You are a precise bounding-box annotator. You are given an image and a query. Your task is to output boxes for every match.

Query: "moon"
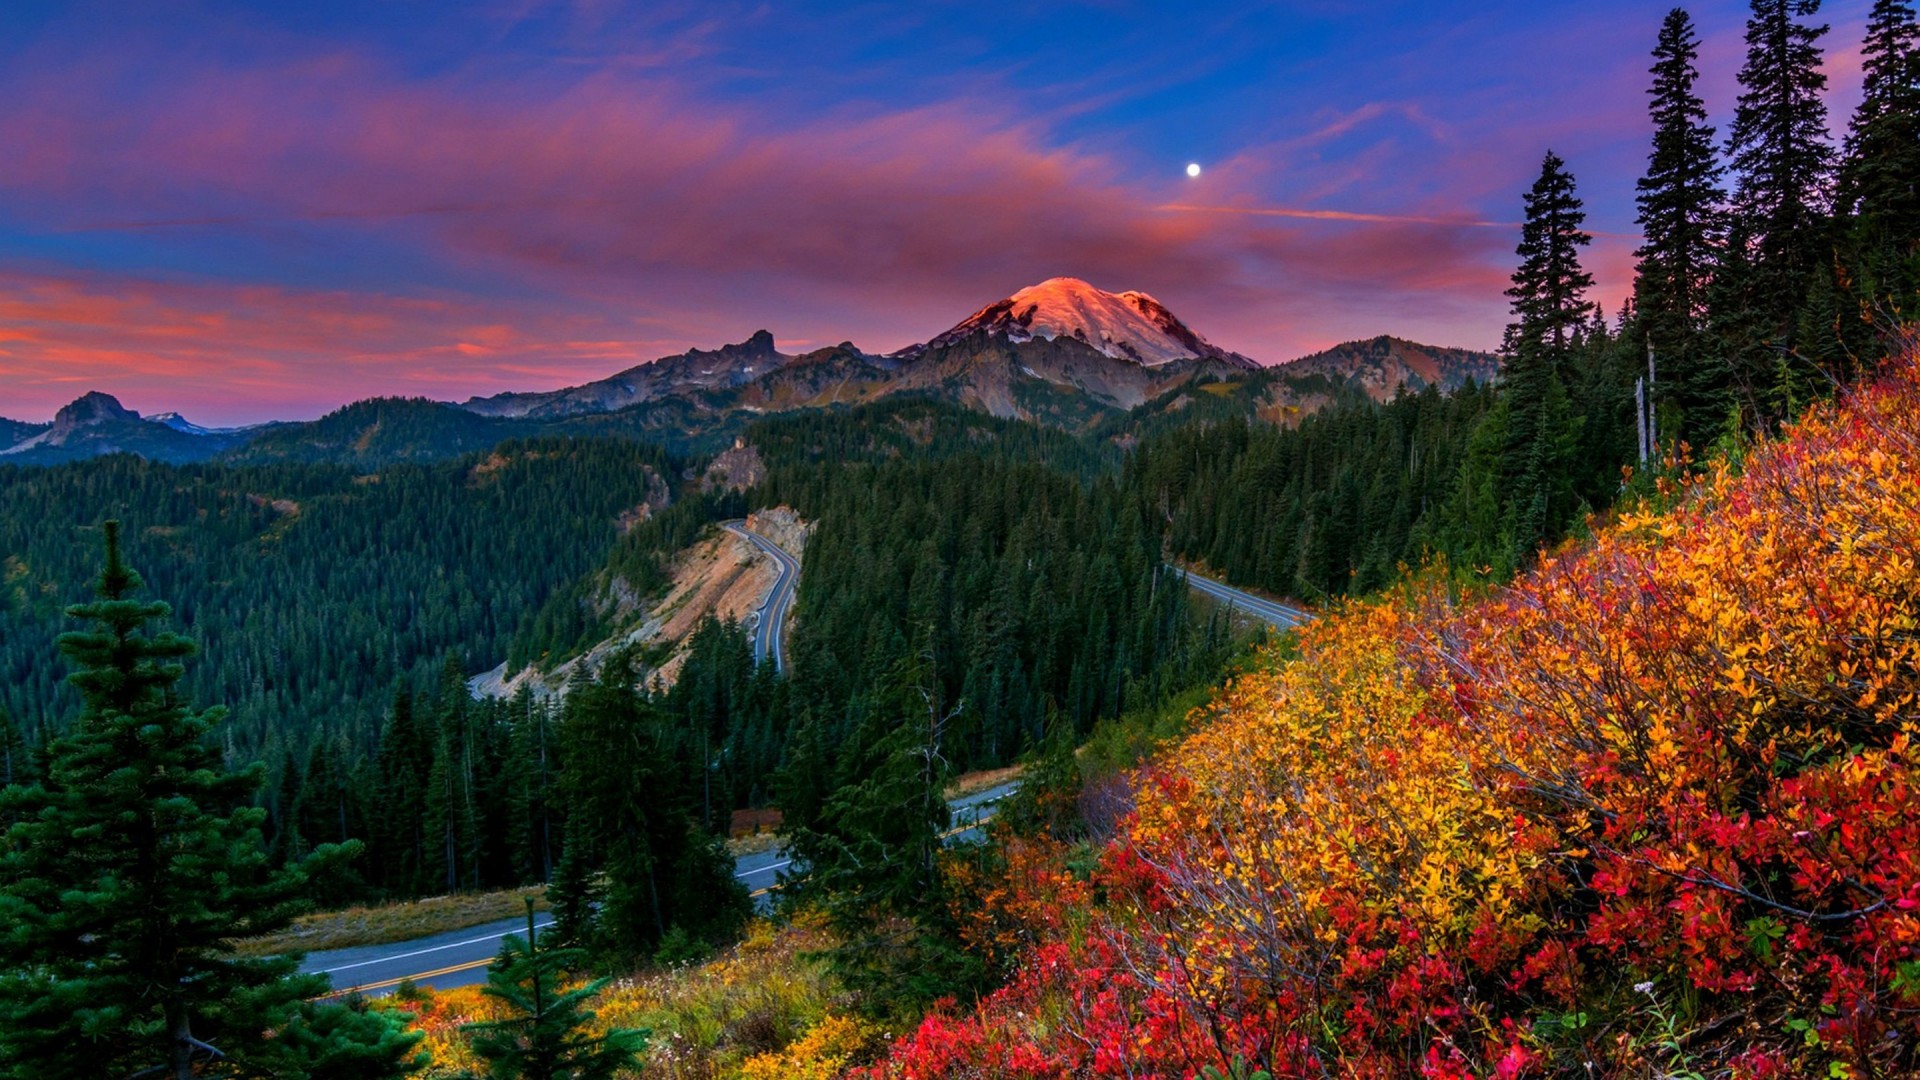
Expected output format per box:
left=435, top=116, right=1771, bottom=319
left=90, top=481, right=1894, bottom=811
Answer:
left=1185, top=163, right=1202, bottom=178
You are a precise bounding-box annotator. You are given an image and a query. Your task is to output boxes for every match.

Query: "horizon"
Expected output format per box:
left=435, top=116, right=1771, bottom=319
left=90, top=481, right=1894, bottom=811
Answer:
left=4, top=302, right=1492, bottom=428
left=0, top=1, right=1873, bottom=425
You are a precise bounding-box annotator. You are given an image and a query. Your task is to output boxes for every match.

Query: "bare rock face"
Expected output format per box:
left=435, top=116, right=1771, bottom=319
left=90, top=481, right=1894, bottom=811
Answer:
left=745, top=505, right=811, bottom=559
left=699, top=438, right=767, bottom=493
left=471, top=506, right=812, bottom=701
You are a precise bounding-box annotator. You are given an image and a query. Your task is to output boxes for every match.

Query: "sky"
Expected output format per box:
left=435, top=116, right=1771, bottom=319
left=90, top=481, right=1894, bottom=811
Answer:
left=0, top=1, right=1876, bottom=425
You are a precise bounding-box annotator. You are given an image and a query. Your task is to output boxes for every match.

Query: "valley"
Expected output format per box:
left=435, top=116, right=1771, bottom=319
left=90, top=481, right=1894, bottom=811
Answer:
left=3, top=1, right=1916, bottom=1074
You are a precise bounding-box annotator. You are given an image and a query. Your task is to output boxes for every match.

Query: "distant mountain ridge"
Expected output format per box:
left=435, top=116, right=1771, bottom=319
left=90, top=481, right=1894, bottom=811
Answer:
left=1284, top=335, right=1501, bottom=398
left=0, top=392, right=251, bottom=465
left=0, top=280, right=1501, bottom=466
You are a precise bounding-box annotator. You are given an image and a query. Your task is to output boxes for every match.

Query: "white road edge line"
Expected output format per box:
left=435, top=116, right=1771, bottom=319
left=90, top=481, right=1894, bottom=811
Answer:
left=313, top=916, right=556, bottom=975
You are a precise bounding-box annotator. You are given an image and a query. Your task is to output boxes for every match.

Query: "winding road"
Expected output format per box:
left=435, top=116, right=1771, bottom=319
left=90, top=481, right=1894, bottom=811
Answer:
left=722, top=519, right=800, bottom=674
left=299, top=562, right=1288, bottom=997
left=302, top=780, right=1020, bottom=997
left=1174, top=565, right=1313, bottom=630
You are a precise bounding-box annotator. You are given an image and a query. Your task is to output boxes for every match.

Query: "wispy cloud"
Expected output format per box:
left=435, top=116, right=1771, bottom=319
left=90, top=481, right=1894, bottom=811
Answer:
left=1158, top=202, right=1514, bottom=228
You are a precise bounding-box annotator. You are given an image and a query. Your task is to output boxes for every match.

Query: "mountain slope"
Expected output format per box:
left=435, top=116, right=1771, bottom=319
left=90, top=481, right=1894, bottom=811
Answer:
left=462, top=330, right=808, bottom=420
left=867, top=347, right=1920, bottom=1078
left=0, top=284, right=1505, bottom=468
left=0, top=418, right=49, bottom=453
left=1283, top=334, right=1500, bottom=398
left=225, top=397, right=524, bottom=467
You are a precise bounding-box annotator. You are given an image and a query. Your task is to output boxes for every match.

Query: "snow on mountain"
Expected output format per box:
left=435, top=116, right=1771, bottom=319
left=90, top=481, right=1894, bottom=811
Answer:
left=147, top=412, right=248, bottom=436
left=916, top=278, right=1255, bottom=369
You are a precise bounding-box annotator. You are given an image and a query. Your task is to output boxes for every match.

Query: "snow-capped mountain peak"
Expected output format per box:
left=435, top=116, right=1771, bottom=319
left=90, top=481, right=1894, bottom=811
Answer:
left=147, top=412, right=235, bottom=436
left=918, top=277, right=1253, bottom=368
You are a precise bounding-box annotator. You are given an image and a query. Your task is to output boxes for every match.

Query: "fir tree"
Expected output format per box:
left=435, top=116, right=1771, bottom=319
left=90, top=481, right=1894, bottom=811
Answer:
left=373, top=687, right=434, bottom=896
left=1717, top=0, right=1836, bottom=419
left=0, top=522, right=416, bottom=1080
left=1504, top=151, right=1598, bottom=367
left=1634, top=7, right=1728, bottom=443
left=786, top=651, right=981, bottom=1014
left=1488, top=152, right=1594, bottom=567
left=0, top=706, right=30, bottom=789
left=558, top=664, right=747, bottom=963
left=1840, top=0, right=1920, bottom=228
left=1839, top=0, right=1920, bottom=335
left=545, top=840, right=600, bottom=951
left=464, top=901, right=648, bottom=1080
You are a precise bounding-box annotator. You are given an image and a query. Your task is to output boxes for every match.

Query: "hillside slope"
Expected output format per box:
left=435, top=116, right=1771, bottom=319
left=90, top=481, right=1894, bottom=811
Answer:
left=870, top=350, right=1920, bottom=1076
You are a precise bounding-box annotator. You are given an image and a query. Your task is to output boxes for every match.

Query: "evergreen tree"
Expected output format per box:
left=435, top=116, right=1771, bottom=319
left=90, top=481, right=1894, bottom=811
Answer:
left=1505, top=151, right=1598, bottom=366
left=0, top=522, right=416, bottom=1080
left=298, top=738, right=366, bottom=904
left=1717, top=0, right=1836, bottom=420
left=465, top=901, right=648, bottom=1080
left=373, top=687, right=434, bottom=896
left=1839, top=0, right=1920, bottom=336
left=0, top=707, right=31, bottom=790
left=1476, top=152, right=1594, bottom=568
left=786, top=651, right=981, bottom=1014
left=1634, top=7, right=1728, bottom=444
left=504, top=691, right=559, bottom=886
left=557, top=664, right=747, bottom=964
left=262, top=999, right=429, bottom=1079
left=545, top=840, right=600, bottom=951
left=1841, top=0, right=1920, bottom=229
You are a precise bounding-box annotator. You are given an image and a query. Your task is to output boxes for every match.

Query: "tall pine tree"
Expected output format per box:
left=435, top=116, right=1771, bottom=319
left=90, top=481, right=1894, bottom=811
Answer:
left=0, top=522, right=418, bottom=1079
left=1505, top=151, right=1599, bottom=365
left=1634, top=7, right=1728, bottom=444
left=1839, top=0, right=1920, bottom=336
left=1464, top=151, right=1594, bottom=570
left=1717, top=0, right=1836, bottom=420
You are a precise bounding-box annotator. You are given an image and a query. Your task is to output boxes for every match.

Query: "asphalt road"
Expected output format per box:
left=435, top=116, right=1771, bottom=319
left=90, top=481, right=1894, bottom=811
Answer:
left=731, top=779, right=1019, bottom=907
left=1174, top=565, right=1313, bottom=629
left=303, top=780, right=1021, bottom=997
left=302, top=912, right=557, bottom=997
left=722, top=520, right=801, bottom=674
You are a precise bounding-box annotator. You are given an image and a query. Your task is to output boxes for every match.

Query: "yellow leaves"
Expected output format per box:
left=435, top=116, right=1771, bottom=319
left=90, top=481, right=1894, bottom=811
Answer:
left=739, top=1014, right=882, bottom=1080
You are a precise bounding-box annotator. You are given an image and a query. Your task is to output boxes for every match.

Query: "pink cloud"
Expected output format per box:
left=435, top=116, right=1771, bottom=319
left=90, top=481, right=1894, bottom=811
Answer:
left=0, top=37, right=1536, bottom=418
left=0, top=269, right=707, bottom=424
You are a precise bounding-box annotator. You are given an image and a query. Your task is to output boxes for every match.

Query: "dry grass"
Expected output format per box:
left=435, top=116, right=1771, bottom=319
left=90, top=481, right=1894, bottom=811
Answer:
left=395, top=914, right=854, bottom=1079
left=946, top=763, right=1023, bottom=799
left=233, top=886, right=550, bottom=958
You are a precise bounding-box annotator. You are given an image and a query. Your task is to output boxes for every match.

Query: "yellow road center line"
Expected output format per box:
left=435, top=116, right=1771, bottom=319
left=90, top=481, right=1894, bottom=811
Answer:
left=326, top=956, right=495, bottom=998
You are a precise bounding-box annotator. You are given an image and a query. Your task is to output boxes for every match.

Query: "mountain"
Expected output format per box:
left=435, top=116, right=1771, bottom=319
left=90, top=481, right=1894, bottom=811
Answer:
left=463, top=330, right=821, bottom=420
left=225, top=397, right=525, bottom=467
left=911, top=277, right=1256, bottom=369
left=148, top=412, right=252, bottom=437
left=0, top=284, right=1505, bottom=468
left=1282, top=335, right=1500, bottom=398
left=450, top=279, right=1263, bottom=437
left=0, top=392, right=248, bottom=466
left=0, top=418, right=49, bottom=453
left=861, top=277, right=1260, bottom=425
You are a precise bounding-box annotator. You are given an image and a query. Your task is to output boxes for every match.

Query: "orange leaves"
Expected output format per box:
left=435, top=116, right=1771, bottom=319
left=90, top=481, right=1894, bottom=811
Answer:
left=865, top=349, right=1920, bottom=1077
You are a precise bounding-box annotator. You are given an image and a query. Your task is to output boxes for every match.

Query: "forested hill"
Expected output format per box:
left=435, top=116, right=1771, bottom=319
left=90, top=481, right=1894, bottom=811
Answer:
left=0, top=439, right=679, bottom=763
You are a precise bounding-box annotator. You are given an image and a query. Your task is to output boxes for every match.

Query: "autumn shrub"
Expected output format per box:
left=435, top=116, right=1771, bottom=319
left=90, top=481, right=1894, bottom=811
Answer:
left=401, top=914, right=850, bottom=1079
left=866, top=350, right=1920, bottom=1077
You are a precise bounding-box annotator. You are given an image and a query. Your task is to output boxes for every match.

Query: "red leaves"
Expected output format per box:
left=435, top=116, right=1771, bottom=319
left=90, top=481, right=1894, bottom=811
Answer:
left=868, top=353, right=1920, bottom=1077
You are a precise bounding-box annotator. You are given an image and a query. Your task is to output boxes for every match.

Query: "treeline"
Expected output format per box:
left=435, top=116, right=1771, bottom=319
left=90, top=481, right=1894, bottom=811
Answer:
left=0, top=528, right=717, bottom=1076
left=1129, top=383, right=1497, bottom=600
left=1132, top=0, right=1920, bottom=589
left=264, top=618, right=770, bottom=926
